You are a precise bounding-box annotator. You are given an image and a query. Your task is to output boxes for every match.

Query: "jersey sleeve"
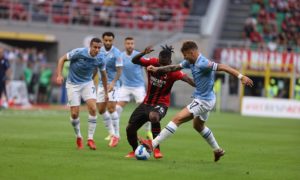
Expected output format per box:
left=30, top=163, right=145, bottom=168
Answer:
left=199, top=57, right=218, bottom=71
left=115, top=49, right=123, bottom=67
left=139, top=57, right=158, bottom=67
left=66, top=48, right=81, bottom=61
left=172, top=70, right=186, bottom=81
left=179, top=60, right=190, bottom=69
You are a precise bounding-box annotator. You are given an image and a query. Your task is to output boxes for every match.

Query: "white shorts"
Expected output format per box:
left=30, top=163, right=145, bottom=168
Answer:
left=66, top=81, right=96, bottom=107
left=96, top=86, right=119, bottom=102
left=187, top=98, right=216, bottom=121
left=118, top=86, right=146, bottom=103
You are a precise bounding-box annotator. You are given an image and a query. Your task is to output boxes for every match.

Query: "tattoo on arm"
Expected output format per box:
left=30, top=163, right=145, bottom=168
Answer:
left=157, top=65, right=182, bottom=73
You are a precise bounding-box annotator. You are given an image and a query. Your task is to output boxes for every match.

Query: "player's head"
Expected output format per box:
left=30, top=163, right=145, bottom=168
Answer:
left=102, top=32, right=115, bottom=50
left=89, top=37, right=102, bottom=57
left=181, top=41, right=199, bottom=63
left=124, top=37, right=134, bottom=54
left=158, top=45, right=173, bottom=66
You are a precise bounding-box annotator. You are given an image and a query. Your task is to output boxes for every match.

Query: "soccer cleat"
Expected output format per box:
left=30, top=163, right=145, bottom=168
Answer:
left=76, top=137, right=83, bottom=149
left=214, top=148, right=225, bottom=162
left=146, top=130, right=153, bottom=140
left=87, top=139, right=97, bottom=150
left=153, top=148, right=163, bottom=159
left=109, top=136, right=119, bottom=147
left=104, top=134, right=113, bottom=141
left=138, top=138, right=153, bottom=152
left=125, top=151, right=135, bottom=158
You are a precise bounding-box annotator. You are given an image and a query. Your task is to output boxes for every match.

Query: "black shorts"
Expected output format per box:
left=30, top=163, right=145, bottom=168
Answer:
left=128, top=103, right=168, bottom=126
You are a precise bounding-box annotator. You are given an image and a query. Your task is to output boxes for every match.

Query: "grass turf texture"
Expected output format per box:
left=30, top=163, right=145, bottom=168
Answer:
left=0, top=104, right=299, bottom=180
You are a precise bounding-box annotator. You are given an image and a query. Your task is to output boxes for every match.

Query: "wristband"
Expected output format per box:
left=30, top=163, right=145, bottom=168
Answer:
left=238, top=74, right=243, bottom=80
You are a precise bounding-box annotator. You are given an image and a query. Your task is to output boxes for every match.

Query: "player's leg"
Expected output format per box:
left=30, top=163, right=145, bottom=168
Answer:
left=150, top=107, right=193, bottom=149
left=107, top=88, right=120, bottom=147
left=82, top=82, right=98, bottom=150
left=125, top=104, right=149, bottom=157
left=133, top=86, right=152, bottom=139
left=192, top=99, right=224, bottom=162
left=96, top=86, right=114, bottom=140
left=66, top=82, right=83, bottom=149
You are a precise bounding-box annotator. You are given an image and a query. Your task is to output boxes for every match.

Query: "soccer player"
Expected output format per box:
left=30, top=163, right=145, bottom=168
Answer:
left=56, top=37, right=108, bottom=150
left=96, top=32, right=123, bottom=147
left=116, top=37, right=152, bottom=140
left=142, top=41, right=254, bottom=162
left=125, top=45, right=195, bottom=159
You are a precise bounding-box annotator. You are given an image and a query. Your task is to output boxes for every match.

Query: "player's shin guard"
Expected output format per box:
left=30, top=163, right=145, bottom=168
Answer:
left=102, top=111, right=114, bottom=135
left=88, top=115, right=97, bottom=140
left=111, top=111, right=120, bottom=138
left=70, top=117, right=82, bottom=138
left=200, top=126, right=220, bottom=151
left=152, top=121, right=177, bottom=148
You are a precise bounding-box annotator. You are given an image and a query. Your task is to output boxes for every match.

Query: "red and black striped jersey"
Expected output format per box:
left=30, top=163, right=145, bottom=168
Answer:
left=139, top=57, right=186, bottom=107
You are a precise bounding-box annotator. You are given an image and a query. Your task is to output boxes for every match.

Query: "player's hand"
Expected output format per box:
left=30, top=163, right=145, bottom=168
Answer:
left=241, top=76, right=254, bottom=87
left=56, top=75, right=64, bottom=85
left=143, top=46, right=154, bottom=54
left=104, top=93, right=109, bottom=102
left=107, top=84, right=114, bottom=92
left=147, top=65, right=158, bottom=73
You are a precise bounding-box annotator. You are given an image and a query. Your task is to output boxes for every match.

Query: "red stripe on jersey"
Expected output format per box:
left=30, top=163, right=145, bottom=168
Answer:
left=140, top=58, right=186, bottom=107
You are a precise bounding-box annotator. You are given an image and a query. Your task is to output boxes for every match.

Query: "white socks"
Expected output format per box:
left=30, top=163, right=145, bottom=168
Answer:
left=87, top=115, right=97, bottom=140
left=70, top=117, right=82, bottom=138
left=116, top=105, right=123, bottom=117
left=152, top=121, right=178, bottom=148
left=110, top=111, right=120, bottom=138
left=102, top=111, right=114, bottom=136
left=200, top=126, right=220, bottom=150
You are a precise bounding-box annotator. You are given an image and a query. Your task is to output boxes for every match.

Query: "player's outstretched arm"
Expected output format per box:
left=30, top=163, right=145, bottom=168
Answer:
left=132, top=46, right=154, bottom=64
left=181, top=75, right=196, bottom=87
left=217, top=64, right=253, bottom=87
left=56, top=54, right=68, bottom=85
left=147, top=64, right=183, bottom=74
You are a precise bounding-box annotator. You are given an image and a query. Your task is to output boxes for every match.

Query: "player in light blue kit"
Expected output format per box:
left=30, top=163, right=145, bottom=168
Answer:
left=142, top=41, right=253, bottom=162
left=56, top=37, right=108, bottom=150
left=116, top=37, right=152, bottom=141
left=96, top=32, right=123, bottom=147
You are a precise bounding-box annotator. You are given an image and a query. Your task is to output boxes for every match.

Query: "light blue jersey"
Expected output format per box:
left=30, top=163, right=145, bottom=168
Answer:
left=98, top=46, right=122, bottom=87
left=120, top=50, right=145, bottom=87
left=67, top=48, right=105, bottom=84
left=180, top=54, right=218, bottom=100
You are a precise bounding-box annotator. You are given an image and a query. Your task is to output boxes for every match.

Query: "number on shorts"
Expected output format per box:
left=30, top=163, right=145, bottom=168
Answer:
left=92, top=87, right=96, bottom=94
left=189, top=100, right=199, bottom=110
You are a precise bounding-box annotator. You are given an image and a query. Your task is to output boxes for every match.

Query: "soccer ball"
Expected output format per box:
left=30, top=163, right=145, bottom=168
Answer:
left=135, top=145, right=151, bottom=160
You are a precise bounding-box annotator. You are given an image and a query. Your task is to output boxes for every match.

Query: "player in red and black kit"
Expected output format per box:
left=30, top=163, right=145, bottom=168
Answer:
left=125, top=45, right=195, bottom=159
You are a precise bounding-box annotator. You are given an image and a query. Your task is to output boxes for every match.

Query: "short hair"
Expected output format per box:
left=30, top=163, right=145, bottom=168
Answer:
left=102, top=32, right=115, bottom=39
left=159, top=45, right=174, bottom=59
left=181, top=41, right=198, bottom=53
left=90, top=37, right=101, bottom=45
left=125, top=37, right=134, bottom=41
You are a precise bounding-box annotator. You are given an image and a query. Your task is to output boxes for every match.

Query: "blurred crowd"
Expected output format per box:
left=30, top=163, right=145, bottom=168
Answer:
left=243, top=0, right=300, bottom=52
left=0, top=0, right=193, bottom=30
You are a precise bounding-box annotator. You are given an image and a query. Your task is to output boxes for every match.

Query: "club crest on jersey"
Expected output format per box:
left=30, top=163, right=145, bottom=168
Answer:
left=150, top=76, right=166, bottom=87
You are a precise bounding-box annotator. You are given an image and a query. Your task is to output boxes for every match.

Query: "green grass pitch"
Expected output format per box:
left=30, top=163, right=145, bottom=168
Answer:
left=0, top=104, right=299, bottom=180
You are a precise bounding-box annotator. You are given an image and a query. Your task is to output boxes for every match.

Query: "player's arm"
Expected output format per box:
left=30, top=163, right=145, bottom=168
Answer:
left=56, top=54, right=68, bottom=85
left=147, top=64, right=183, bottom=74
left=108, top=67, right=122, bottom=92
left=132, top=46, right=154, bottom=64
left=100, top=70, right=109, bottom=101
left=217, top=63, right=253, bottom=87
left=181, top=75, right=195, bottom=87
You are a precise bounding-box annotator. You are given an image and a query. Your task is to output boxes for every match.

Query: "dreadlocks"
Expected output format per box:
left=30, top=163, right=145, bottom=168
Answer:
left=159, top=45, right=174, bottom=59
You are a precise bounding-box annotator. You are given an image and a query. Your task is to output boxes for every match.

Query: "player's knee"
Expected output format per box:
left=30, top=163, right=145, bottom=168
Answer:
left=149, top=114, right=160, bottom=123
left=126, top=124, right=137, bottom=135
left=71, top=113, right=79, bottom=119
